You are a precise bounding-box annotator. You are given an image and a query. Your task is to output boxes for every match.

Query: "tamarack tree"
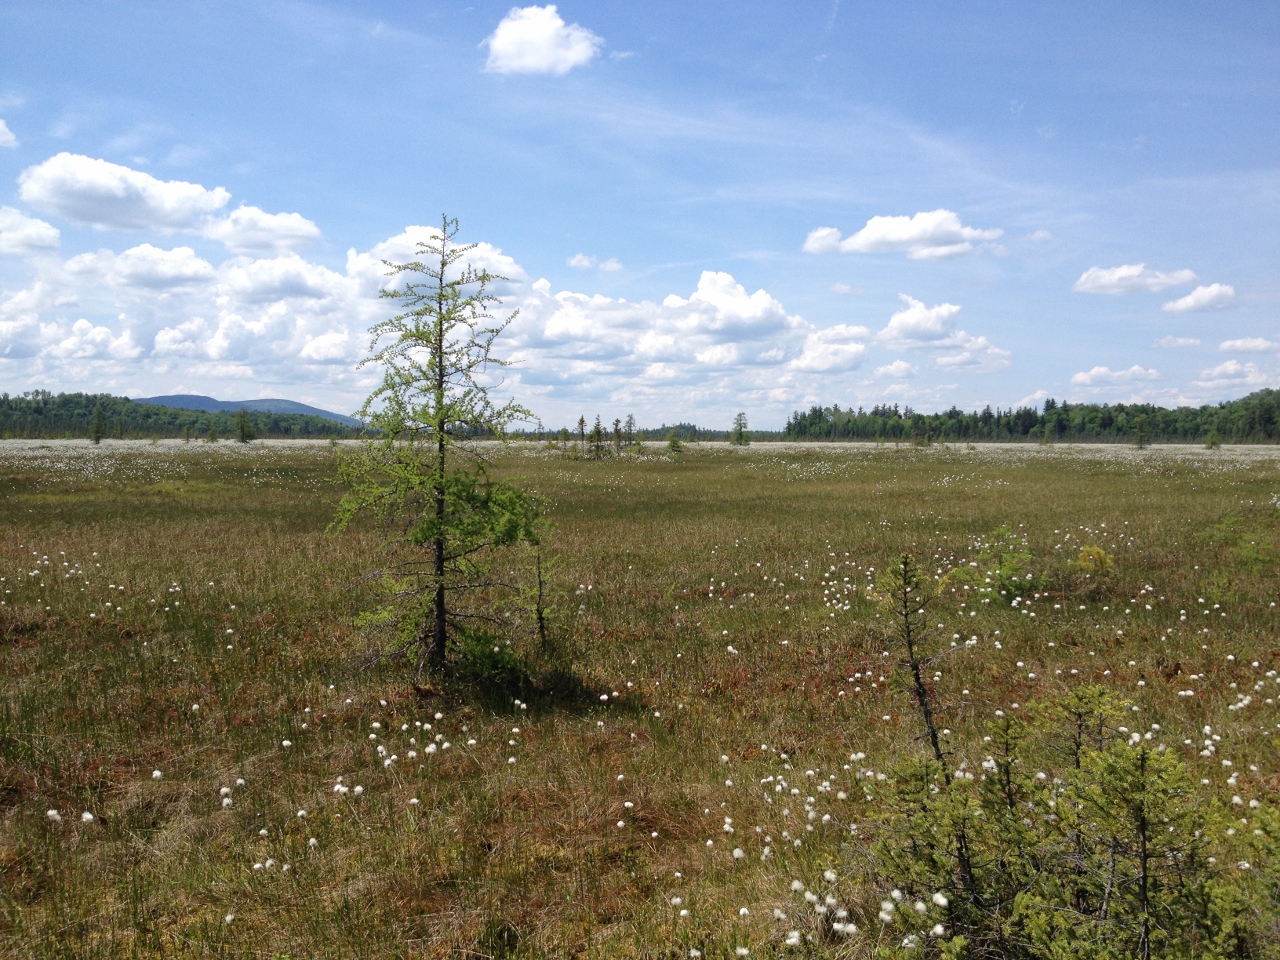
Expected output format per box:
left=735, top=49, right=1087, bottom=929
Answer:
left=333, top=216, right=542, bottom=674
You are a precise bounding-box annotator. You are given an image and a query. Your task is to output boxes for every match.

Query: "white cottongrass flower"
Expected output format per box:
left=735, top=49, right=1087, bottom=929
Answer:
left=46, top=809, right=61, bottom=822
left=733, top=848, right=745, bottom=859
left=81, top=811, right=94, bottom=823
left=151, top=770, right=162, bottom=780
left=224, top=913, right=234, bottom=924
left=823, top=869, right=837, bottom=883
left=308, top=837, right=318, bottom=848
left=932, top=892, right=949, bottom=907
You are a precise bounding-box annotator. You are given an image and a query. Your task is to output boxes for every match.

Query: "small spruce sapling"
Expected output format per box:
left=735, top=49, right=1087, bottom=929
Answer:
left=235, top=409, right=255, bottom=444
left=89, top=402, right=106, bottom=445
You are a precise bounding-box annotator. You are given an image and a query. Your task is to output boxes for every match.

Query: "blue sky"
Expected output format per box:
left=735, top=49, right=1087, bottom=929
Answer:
left=0, top=1, right=1277, bottom=428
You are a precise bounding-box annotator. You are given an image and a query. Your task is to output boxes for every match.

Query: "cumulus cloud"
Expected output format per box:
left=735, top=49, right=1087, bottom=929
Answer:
left=0, top=206, right=59, bottom=255
left=202, top=205, right=321, bottom=255
left=0, top=218, right=1012, bottom=424
left=598, top=258, right=622, bottom=272
left=49, top=319, right=143, bottom=360
left=873, top=360, right=918, bottom=379
left=0, top=120, right=17, bottom=149
left=1072, top=263, right=1197, bottom=295
left=19, top=153, right=230, bottom=230
left=1155, top=336, right=1201, bottom=348
left=789, top=324, right=869, bottom=372
left=567, top=253, right=596, bottom=269
left=1162, top=283, right=1235, bottom=312
left=1194, top=360, right=1270, bottom=391
left=803, top=209, right=1003, bottom=260
left=15, top=154, right=321, bottom=257
left=65, top=244, right=215, bottom=289
left=877, top=294, right=962, bottom=345
left=484, top=5, right=603, bottom=75
left=1070, top=364, right=1159, bottom=386
left=873, top=294, right=1010, bottom=371
left=1220, top=337, right=1278, bottom=352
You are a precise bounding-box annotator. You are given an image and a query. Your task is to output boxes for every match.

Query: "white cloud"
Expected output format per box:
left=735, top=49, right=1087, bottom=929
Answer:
left=1155, top=336, right=1201, bottom=348
left=873, top=360, right=918, bottom=379
left=299, top=330, right=353, bottom=363
left=484, top=5, right=603, bottom=75
left=0, top=120, right=17, bottom=148
left=1220, top=337, right=1278, bottom=352
left=65, top=244, right=215, bottom=289
left=934, top=336, right=1010, bottom=370
left=1016, top=389, right=1051, bottom=408
left=878, top=294, right=962, bottom=345
left=1162, top=283, right=1235, bottom=312
left=1194, top=360, right=1271, bottom=390
left=803, top=209, right=1003, bottom=260
left=1072, top=263, right=1197, bottom=294
left=202, top=205, right=321, bottom=255
left=49, top=318, right=143, bottom=360
left=19, top=153, right=230, bottom=231
left=789, top=324, right=869, bottom=372
left=153, top=317, right=210, bottom=356
left=1070, top=364, right=1159, bottom=385
left=1025, top=230, right=1051, bottom=241
left=873, top=294, right=1009, bottom=372
left=220, top=253, right=345, bottom=303
left=0, top=217, right=1015, bottom=425
left=0, top=206, right=59, bottom=255
left=568, top=253, right=622, bottom=272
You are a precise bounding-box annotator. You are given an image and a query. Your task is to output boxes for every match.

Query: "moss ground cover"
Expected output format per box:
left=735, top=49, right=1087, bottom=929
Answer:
left=1, top=440, right=1279, bottom=957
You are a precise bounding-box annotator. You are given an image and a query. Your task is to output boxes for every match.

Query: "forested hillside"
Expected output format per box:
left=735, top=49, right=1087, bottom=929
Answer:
left=784, top=389, right=1280, bottom=443
left=0, top=391, right=357, bottom=439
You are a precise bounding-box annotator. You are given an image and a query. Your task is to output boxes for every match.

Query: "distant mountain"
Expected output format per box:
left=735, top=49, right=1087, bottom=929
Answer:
left=137, top=394, right=361, bottom=427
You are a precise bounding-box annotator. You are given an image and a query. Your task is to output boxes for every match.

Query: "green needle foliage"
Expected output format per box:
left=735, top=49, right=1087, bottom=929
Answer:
left=234, top=408, right=255, bottom=443
left=333, top=215, right=541, bottom=674
left=89, top=402, right=105, bottom=445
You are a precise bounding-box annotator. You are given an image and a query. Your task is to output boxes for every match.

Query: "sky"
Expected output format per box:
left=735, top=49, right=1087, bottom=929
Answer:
left=0, top=1, right=1277, bottom=429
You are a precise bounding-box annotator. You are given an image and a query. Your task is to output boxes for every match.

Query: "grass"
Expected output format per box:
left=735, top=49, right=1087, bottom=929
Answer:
left=1, top=439, right=1279, bottom=957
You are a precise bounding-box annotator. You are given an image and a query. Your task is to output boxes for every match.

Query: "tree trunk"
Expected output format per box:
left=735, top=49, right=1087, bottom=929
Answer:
left=429, top=240, right=449, bottom=670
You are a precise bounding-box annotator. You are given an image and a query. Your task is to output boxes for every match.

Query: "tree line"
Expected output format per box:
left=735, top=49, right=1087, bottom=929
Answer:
left=784, top=390, right=1280, bottom=444
left=0, top=391, right=356, bottom=440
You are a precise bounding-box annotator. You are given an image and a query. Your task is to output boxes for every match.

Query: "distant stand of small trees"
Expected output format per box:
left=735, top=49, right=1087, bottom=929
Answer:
left=784, top=390, right=1280, bottom=444
left=0, top=391, right=357, bottom=440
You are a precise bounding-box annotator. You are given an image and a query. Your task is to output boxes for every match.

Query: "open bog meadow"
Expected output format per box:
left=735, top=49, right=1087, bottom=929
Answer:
left=3, top=438, right=1280, bottom=959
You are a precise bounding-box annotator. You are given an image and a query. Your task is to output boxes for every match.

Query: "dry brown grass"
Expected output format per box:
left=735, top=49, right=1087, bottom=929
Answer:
left=0, top=440, right=1278, bottom=956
